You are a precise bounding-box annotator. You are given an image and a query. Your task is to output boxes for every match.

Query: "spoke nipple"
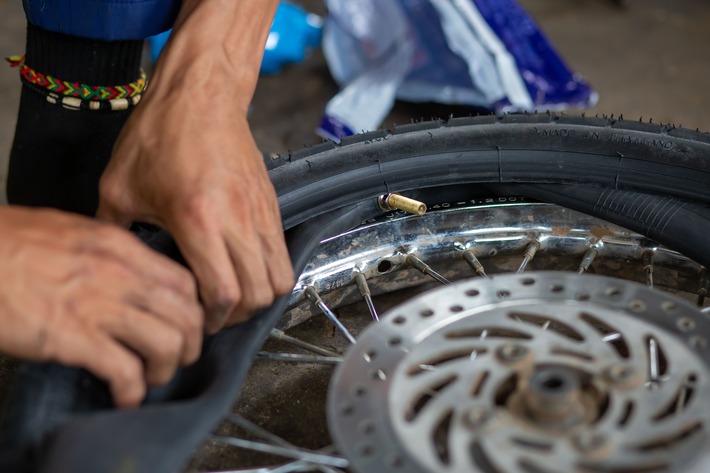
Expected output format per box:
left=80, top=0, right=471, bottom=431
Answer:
left=304, top=286, right=322, bottom=305
left=405, top=254, right=451, bottom=285
left=378, top=193, right=427, bottom=216
left=525, top=239, right=541, bottom=257
left=578, top=248, right=598, bottom=273
left=517, top=239, right=541, bottom=273
left=642, top=249, right=655, bottom=268
left=463, top=250, right=488, bottom=277
left=353, top=272, right=370, bottom=296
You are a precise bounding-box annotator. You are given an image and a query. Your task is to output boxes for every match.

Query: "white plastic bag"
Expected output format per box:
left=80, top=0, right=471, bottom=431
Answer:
left=318, top=0, right=597, bottom=141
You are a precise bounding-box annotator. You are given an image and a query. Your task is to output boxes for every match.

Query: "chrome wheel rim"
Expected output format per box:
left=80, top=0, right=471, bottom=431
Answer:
left=189, top=200, right=709, bottom=473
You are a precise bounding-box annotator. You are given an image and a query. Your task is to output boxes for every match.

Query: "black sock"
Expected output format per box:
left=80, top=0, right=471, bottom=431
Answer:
left=7, top=23, right=143, bottom=216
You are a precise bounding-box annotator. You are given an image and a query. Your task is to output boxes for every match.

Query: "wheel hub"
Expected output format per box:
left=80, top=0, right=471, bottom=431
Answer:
left=327, top=272, right=710, bottom=473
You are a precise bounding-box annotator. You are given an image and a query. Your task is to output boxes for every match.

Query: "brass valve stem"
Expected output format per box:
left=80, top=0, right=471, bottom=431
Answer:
left=378, top=193, right=427, bottom=216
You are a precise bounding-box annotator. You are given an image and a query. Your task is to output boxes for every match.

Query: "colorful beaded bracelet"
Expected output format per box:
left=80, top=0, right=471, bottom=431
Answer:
left=6, top=55, right=146, bottom=111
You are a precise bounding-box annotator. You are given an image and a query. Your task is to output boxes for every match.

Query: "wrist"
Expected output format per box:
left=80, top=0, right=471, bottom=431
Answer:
left=145, top=0, right=278, bottom=114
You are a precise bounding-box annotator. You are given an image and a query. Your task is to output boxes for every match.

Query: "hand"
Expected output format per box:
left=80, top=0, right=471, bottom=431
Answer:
left=97, top=0, right=293, bottom=332
left=0, top=207, right=203, bottom=407
left=97, top=104, right=294, bottom=333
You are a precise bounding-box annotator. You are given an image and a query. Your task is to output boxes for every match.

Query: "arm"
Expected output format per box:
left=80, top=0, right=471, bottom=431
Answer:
left=97, top=0, right=295, bottom=332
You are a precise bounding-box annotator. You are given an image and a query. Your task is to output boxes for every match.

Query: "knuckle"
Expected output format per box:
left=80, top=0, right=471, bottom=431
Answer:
left=153, top=328, right=184, bottom=364
left=179, top=193, right=214, bottom=224
left=274, top=273, right=296, bottom=296
left=175, top=268, right=198, bottom=296
left=243, top=287, right=274, bottom=312
left=97, top=223, right=133, bottom=245
left=183, top=308, right=204, bottom=335
left=213, top=285, right=241, bottom=314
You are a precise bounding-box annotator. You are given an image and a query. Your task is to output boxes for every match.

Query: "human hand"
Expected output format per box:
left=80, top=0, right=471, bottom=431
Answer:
left=97, top=103, right=294, bottom=333
left=0, top=207, right=203, bottom=407
left=97, top=0, right=292, bottom=332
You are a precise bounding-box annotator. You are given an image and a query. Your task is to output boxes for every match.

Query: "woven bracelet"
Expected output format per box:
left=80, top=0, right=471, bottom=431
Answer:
left=6, top=54, right=146, bottom=111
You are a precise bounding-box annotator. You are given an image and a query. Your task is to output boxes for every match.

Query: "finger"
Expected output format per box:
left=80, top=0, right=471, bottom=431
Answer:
left=262, top=230, right=295, bottom=298
left=47, top=322, right=146, bottom=408
left=261, top=185, right=296, bottom=296
left=123, top=282, right=204, bottom=365
left=225, top=225, right=274, bottom=325
left=92, top=224, right=200, bottom=299
left=168, top=207, right=241, bottom=333
left=100, top=305, right=186, bottom=386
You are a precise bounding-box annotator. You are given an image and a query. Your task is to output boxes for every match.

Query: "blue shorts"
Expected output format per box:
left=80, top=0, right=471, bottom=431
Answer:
left=22, top=0, right=182, bottom=41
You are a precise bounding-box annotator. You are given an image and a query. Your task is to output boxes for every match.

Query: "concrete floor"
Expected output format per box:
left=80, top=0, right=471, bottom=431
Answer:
left=1, top=0, right=709, bottom=205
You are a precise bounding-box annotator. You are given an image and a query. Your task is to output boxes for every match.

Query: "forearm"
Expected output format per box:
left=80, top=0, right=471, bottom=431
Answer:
left=146, top=0, right=279, bottom=114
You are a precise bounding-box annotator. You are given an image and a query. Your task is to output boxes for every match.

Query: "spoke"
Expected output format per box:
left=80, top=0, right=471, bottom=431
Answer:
left=577, top=248, right=598, bottom=274
left=406, top=254, right=451, bottom=285
left=354, top=273, right=379, bottom=321
left=203, top=461, right=340, bottom=473
left=643, top=250, right=655, bottom=288
left=224, top=416, right=345, bottom=473
left=698, top=274, right=708, bottom=306
left=269, top=329, right=340, bottom=357
left=210, top=436, right=349, bottom=469
left=516, top=239, right=540, bottom=273
left=228, top=414, right=292, bottom=447
left=255, top=352, right=342, bottom=365
left=305, top=286, right=357, bottom=344
left=462, top=250, right=488, bottom=278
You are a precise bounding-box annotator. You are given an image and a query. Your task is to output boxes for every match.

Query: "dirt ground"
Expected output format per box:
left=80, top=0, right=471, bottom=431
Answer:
left=0, top=0, right=709, bottom=470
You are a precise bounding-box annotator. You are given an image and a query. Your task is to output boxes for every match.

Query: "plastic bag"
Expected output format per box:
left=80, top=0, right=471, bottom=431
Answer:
left=318, top=0, right=597, bottom=141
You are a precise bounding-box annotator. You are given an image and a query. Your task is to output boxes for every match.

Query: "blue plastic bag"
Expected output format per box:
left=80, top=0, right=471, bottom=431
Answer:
left=318, top=0, right=597, bottom=141
left=148, top=1, right=323, bottom=75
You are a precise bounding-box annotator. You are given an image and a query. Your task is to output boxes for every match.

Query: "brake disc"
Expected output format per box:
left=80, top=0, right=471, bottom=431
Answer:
left=328, top=272, right=710, bottom=473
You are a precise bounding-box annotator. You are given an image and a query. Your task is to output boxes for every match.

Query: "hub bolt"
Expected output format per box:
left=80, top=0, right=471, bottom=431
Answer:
left=606, top=363, right=638, bottom=387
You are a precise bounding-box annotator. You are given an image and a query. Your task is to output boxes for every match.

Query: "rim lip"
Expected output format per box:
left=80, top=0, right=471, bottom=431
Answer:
left=282, top=200, right=703, bottom=330
left=327, top=272, right=710, bottom=473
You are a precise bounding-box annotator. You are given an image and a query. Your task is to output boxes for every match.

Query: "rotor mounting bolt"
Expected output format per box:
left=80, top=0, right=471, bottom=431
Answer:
left=605, top=363, right=638, bottom=387
left=497, top=343, right=529, bottom=363
left=573, top=432, right=608, bottom=454
left=464, top=406, right=494, bottom=430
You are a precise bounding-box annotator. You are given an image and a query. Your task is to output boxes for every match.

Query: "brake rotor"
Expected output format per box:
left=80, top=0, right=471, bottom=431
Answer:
left=327, top=272, right=710, bottom=473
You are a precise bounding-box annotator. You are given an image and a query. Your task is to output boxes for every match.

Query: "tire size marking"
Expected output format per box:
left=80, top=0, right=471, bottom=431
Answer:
left=533, top=127, right=676, bottom=150
left=534, top=127, right=576, bottom=137
left=611, top=134, right=675, bottom=149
